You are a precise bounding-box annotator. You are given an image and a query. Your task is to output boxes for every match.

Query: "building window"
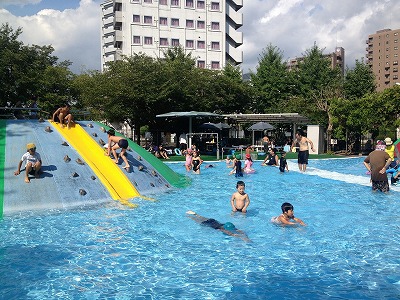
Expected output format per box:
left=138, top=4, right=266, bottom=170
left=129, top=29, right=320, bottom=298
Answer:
left=171, top=38, right=180, bottom=46
left=197, top=0, right=205, bottom=9
left=159, top=0, right=167, bottom=4
left=171, top=18, right=180, bottom=27
left=394, top=61, right=399, bottom=65
left=394, top=75, right=399, bottom=79
left=144, top=37, right=153, bottom=45
left=395, top=32, right=398, bottom=36
left=395, top=54, right=399, bottom=57
left=186, top=40, right=194, bottom=48
left=211, top=61, right=220, bottom=69
left=211, top=2, right=220, bottom=10
left=395, top=46, right=398, bottom=50
left=171, top=0, right=179, bottom=6
left=197, top=40, right=205, bottom=49
left=133, top=15, right=140, bottom=23
left=144, top=16, right=153, bottom=24
left=393, top=67, right=398, bottom=72
left=211, top=41, right=220, bottom=50
left=211, top=22, right=220, bottom=30
left=160, top=38, right=169, bottom=46
left=185, top=0, right=194, bottom=8
left=160, top=17, right=168, bottom=25
left=395, top=39, right=398, bottom=43
left=197, top=60, right=205, bottom=68
left=144, top=0, right=152, bottom=3
left=197, top=20, right=205, bottom=29
left=133, top=36, right=141, bottom=44
left=186, top=19, right=194, bottom=28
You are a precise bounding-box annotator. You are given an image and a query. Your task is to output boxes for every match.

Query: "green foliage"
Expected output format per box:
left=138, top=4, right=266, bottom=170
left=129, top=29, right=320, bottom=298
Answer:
left=344, top=59, right=376, bottom=99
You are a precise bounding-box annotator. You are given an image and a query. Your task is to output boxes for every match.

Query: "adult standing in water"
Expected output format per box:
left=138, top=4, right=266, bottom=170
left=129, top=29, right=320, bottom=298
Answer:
left=364, top=141, right=392, bottom=193
left=291, top=129, right=315, bottom=172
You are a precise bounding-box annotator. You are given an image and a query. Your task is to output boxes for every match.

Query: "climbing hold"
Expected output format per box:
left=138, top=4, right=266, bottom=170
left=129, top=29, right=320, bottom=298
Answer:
left=91, top=175, right=96, bottom=180
left=64, top=155, right=71, bottom=162
left=127, top=147, right=132, bottom=152
left=72, top=172, right=79, bottom=177
left=76, top=158, right=85, bottom=165
left=98, top=139, right=105, bottom=146
left=150, top=183, right=155, bottom=187
left=151, top=170, right=158, bottom=177
left=61, top=141, right=69, bottom=146
left=87, top=123, right=94, bottom=128
left=92, top=132, right=98, bottom=137
left=100, top=127, right=106, bottom=132
left=79, top=189, right=87, bottom=195
left=137, top=155, right=142, bottom=161
left=138, top=165, right=144, bottom=171
left=133, top=181, right=138, bottom=186
left=45, top=126, right=52, bottom=132
left=165, top=184, right=170, bottom=188
left=38, top=118, right=45, bottom=122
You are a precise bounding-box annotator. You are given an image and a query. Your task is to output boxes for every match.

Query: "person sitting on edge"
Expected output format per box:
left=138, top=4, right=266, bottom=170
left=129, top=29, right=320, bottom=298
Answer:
left=186, top=211, right=251, bottom=242
left=262, top=148, right=279, bottom=166
left=158, top=145, right=170, bottom=159
left=386, top=160, right=399, bottom=186
left=14, top=143, right=42, bottom=183
left=105, top=129, right=130, bottom=171
left=279, top=151, right=289, bottom=173
left=230, top=180, right=250, bottom=213
left=52, top=103, right=74, bottom=129
left=271, top=202, right=306, bottom=226
left=229, top=157, right=243, bottom=177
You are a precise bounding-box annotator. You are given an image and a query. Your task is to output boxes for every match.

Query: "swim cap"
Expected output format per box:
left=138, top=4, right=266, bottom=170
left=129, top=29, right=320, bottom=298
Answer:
left=26, top=143, right=36, bottom=150
left=223, top=222, right=236, bottom=231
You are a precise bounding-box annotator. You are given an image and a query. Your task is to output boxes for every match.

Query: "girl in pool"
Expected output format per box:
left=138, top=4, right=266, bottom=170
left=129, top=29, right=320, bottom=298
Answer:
left=191, top=151, right=203, bottom=174
left=183, top=148, right=193, bottom=171
left=271, top=202, right=306, bottom=226
left=243, top=154, right=255, bottom=173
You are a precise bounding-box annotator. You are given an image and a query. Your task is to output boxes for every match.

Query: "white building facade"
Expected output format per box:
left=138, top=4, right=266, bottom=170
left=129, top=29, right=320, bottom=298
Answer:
left=100, top=0, right=243, bottom=71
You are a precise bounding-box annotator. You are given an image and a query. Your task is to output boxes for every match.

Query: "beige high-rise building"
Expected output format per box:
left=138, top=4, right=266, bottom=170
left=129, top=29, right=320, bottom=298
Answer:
left=100, top=0, right=243, bottom=71
left=366, top=28, right=400, bottom=91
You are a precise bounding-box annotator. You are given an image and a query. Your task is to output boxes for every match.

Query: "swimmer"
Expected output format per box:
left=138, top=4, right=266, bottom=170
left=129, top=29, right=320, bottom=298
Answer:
left=229, top=157, right=243, bottom=177
left=191, top=151, right=203, bottom=174
left=230, top=180, right=250, bottom=213
left=186, top=211, right=251, bottom=242
left=271, top=202, right=306, bottom=226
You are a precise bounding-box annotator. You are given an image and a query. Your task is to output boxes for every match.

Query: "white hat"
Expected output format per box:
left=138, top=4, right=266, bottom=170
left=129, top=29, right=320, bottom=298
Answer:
left=384, top=137, right=393, bottom=145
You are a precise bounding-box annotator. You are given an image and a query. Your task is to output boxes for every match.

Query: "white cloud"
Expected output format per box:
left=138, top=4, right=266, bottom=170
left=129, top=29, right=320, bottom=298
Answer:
left=0, top=0, right=101, bottom=73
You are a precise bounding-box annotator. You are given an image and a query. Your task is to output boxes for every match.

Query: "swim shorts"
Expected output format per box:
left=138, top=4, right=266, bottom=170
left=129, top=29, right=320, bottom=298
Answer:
left=371, top=180, right=389, bottom=192
left=298, top=150, right=309, bottom=164
left=118, top=139, right=128, bottom=149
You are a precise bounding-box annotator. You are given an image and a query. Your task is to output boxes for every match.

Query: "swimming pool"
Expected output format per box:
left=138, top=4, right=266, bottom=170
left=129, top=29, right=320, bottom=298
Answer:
left=1, top=157, right=399, bottom=299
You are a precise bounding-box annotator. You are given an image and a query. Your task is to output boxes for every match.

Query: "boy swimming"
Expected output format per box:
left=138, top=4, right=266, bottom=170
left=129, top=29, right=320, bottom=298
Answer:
left=271, top=202, right=306, bottom=226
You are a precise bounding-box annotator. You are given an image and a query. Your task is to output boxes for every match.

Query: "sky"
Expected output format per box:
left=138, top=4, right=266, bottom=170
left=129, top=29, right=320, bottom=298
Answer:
left=1, top=0, right=400, bottom=74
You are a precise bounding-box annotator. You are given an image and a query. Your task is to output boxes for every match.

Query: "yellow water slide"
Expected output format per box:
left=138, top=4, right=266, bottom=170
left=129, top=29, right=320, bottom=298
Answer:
left=50, top=121, right=139, bottom=202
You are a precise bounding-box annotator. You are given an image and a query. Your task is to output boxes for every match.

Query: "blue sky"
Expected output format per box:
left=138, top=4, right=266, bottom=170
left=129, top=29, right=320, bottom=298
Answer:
left=1, top=0, right=400, bottom=74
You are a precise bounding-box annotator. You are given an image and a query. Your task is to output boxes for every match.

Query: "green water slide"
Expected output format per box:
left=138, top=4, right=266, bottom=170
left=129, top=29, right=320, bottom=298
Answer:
left=95, top=122, right=190, bottom=188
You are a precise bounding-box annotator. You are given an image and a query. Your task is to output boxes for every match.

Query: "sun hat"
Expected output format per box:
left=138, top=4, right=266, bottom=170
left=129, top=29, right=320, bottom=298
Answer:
left=26, top=143, right=36, bottom=150
left=384, top=137, right=393, bottom=145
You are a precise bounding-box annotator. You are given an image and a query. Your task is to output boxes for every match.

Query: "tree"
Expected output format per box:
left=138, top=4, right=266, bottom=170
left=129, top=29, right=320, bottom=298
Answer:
left=250, top=44, right=292, bottom=113
left=344, top=59, right=376, bottom=100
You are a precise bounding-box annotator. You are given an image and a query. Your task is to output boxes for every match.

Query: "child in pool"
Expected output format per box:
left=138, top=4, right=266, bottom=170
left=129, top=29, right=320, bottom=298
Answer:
left=271, top=202, right=306, bottom=226
left=229, top=157, right=243, bottom=177
left=230, top=180, right=250, bottom=213
left=191, top=151, right=203, bottom=174
left=244, top=154, right=255, bottom=173
left=279, top=151, right=289, bottom=172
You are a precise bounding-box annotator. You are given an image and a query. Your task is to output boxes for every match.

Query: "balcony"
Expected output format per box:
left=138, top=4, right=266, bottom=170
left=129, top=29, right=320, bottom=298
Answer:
left=226, top=24, right=243, bottom=46
left=114, top=11, right=122, bottom=25
left=114, top=30, right=123, bottom=48
left=226, top=43, right=243, bottom=64
left=113, top=0, right=122, bottom=11
left=229, top=0, right=243, bottom=10
left=226, top=6, right=243, bottom=29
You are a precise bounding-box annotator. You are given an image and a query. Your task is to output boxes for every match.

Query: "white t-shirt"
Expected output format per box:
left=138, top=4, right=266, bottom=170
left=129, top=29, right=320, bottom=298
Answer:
left=21, top=151, right=41, bottom=167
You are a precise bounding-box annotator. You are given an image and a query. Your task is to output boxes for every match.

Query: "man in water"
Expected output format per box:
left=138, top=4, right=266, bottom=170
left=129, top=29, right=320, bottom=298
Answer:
left=364, top=141, right=392, bottom=192
left=291, top=130, right=315, bottom=172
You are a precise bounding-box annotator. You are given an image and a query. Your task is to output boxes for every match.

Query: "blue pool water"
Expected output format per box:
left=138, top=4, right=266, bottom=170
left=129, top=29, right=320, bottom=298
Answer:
left=1, top=157, right=400, bottom=299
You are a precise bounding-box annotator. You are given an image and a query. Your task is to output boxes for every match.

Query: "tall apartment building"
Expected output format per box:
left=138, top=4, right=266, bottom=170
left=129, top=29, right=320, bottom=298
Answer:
left=366, top=28, right=400, bottom=91
left=100, top=0, right=243, bottom=71
left=287, top=47, right=345, bottom=75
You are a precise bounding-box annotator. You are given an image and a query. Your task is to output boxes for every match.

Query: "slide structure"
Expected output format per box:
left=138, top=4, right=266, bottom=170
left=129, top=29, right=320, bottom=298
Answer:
left=0, top=119, right=190, bottom=218
left=50, top=121, right=139, bottom=201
